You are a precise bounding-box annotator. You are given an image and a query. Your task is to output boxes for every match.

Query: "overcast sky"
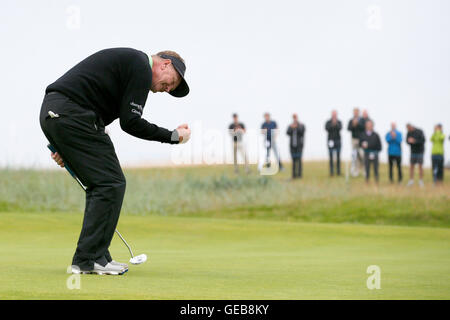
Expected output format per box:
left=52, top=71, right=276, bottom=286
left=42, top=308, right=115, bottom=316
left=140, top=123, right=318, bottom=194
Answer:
left=1, top=0, right=449, bottom=168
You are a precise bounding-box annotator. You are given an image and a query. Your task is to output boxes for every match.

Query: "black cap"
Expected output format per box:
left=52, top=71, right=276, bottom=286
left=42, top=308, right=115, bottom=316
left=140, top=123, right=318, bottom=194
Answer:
left=159, top=54, right=190, bottom=98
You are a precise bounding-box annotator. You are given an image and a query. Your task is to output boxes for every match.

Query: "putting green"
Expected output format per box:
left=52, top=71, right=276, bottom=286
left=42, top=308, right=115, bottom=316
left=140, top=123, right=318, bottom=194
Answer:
left=0, top=212, right=449, bottom=299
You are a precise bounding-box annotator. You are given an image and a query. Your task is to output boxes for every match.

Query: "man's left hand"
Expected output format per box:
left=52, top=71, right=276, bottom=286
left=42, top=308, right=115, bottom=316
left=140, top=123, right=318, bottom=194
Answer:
left=176, top=124, right=191, bottom=144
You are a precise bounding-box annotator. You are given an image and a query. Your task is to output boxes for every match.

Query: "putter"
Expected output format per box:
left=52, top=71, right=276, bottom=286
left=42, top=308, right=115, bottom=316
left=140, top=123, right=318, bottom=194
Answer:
left=47, top=144, right=147, bottom=265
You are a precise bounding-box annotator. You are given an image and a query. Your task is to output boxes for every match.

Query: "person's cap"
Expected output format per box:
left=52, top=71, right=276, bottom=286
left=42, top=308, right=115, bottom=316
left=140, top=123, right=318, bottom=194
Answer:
left=158, top=53, right=190, bottom=98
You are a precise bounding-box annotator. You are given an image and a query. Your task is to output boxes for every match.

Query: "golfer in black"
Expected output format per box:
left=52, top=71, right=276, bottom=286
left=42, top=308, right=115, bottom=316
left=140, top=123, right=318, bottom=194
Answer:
left=39, top=48, right=191, bottom=275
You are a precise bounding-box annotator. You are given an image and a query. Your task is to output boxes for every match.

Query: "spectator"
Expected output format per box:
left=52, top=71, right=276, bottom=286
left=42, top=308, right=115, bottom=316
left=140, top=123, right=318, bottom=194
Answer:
left=261, top=113, right=283, bottom=170
left=287, top=113, right=305, bottom=179
left=385, top=122, right=403, bottom=183
left=325, top=110, right=342, bottom=176
left=406, top=123, right=426, bottom=187
left=359, top=120, right=382, bottom=183
left=447, top=135, right=450, bottom=169
left=228, top=113, right=249, bottom=174
left=361, top=110, right=374, bottom=178
left=361, top=109, right=372, bottom=128
left=361, top=110, right=373, bottom=177
left=347, top=107, right=365, bottom=177
left=431, top=124, right=445, bottom=184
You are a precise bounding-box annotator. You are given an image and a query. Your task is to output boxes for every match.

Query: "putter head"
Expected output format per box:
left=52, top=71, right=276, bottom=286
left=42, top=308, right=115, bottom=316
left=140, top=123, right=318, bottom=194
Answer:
left=130, top=254, right=147, bottom=265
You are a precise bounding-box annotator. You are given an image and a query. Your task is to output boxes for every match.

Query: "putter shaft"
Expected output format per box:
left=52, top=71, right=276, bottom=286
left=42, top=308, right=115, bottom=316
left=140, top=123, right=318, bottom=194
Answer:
left=47, top=143, right=138, bottom=260
left=114, top=229, right=134, bottom=258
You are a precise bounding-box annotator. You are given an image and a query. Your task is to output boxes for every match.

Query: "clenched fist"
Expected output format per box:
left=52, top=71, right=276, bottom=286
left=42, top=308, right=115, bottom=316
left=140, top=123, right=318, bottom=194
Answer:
left=176, top=124, right=191, bottom=144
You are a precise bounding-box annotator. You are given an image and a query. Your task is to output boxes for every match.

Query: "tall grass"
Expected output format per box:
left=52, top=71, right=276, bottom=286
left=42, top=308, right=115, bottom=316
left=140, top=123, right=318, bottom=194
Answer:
left=0, top=162, right=449, bottom=227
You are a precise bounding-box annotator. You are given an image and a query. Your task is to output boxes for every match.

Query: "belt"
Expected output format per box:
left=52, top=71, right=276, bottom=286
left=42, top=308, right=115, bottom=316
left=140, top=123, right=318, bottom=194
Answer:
left=46, top=91, right=105, bottom=127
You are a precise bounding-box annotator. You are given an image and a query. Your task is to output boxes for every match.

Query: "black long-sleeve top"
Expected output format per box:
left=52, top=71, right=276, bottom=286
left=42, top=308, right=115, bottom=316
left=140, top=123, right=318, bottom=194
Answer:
left=46, top=47, right=177, bottom=144
left=325, top=119, right=342, bottom=141
left=406, top=128, right=425, bottom=154
left=286, top=122, right=305, bottom=151
left=347, top=117, right=365, bottom=139
left=359, top=131, right=382, bottom=152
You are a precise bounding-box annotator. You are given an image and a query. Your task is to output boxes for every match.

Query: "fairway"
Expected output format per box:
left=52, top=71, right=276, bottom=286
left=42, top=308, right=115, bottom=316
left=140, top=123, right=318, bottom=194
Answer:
left=1, top=212, right=449, bottom=299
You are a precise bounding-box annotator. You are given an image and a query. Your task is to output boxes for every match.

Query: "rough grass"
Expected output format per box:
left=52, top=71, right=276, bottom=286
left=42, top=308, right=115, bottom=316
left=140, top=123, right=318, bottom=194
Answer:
left=0, top=162, right=449, bottom=227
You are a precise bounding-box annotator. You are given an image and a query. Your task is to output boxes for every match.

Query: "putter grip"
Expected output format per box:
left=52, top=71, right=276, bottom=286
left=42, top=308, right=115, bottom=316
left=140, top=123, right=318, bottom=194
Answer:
left=47, top=144, right=77, bottom=178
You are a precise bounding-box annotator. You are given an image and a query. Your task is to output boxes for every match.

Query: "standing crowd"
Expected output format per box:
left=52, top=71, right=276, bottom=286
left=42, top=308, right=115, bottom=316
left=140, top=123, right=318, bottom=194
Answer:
left=228, top=108, right=447, bottom=185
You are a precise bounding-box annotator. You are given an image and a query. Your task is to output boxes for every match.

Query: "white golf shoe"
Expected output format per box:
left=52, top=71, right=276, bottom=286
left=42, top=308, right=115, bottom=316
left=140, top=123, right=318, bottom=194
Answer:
left=110, top=260, right=129, bottom=269
left=70, top=265, right=91, bottom=275
left=92, top=262, right=128, bottom=275
left=69, top=263, right=127, bottom=275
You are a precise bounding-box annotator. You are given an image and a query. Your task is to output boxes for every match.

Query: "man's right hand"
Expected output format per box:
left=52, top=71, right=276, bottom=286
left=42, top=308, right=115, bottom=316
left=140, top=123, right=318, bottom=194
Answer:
left=176, top=124, right=191, bottom=144
left=51, top=152, right=65, bottom=168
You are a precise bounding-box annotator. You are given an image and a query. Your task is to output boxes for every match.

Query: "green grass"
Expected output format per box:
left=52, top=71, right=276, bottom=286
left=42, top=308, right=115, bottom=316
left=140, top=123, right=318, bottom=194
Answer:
left=0, top=162, right=449, bottom=299
left=0, top=212, right=448, bottom=299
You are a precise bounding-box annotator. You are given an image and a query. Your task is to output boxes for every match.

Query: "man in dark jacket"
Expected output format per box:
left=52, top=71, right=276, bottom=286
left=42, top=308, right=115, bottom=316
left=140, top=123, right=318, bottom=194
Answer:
left=229, top=113, right=249, bottom=174
left=361, top=109, right=372, bottom=128
left=40, top=48, right=191, bottom=275
left=287, top=113, right=305, bottom=179
left=325, top=110, right=342, bottom=176
left=359, top=120, right=382, bottom=183
left=347, top=107, right=365, bottom=177
left=406, top=123, right=426, bottom=187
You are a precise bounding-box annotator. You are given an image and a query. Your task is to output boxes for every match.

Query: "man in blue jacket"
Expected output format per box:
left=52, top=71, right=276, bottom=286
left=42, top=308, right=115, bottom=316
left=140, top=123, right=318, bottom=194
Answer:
left=385, top=122, right=402, bottom=183
left=261, top=113, right=283, bottom=171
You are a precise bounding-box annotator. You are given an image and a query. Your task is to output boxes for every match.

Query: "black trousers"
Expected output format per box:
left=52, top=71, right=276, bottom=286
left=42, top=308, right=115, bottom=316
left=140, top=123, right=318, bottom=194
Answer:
left=290, top=149, right=302, bottom=178
left=388, top=155, right=402, bottom=182
left=432, top=155, right=444, bottom=182
left=364, top=152, right=379, bottom=182
left=39, top=92, right=126, bottom=270
left=328, top=146, right=341, bottom=176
